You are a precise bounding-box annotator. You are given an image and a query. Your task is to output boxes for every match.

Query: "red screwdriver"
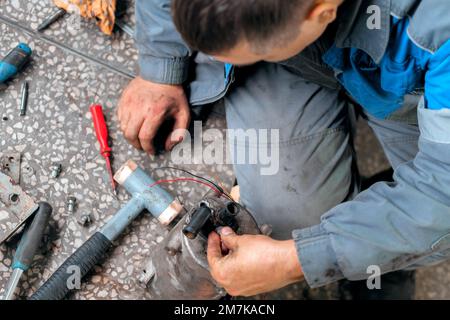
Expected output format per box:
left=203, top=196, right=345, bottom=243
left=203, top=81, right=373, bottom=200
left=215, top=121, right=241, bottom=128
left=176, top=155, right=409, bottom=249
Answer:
left=90, top=104, right=116, bottom=195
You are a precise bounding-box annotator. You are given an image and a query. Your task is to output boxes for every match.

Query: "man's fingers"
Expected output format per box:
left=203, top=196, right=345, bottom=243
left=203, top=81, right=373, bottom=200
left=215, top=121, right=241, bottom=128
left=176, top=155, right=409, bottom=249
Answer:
left=207, top=232, right=224, bottom=268
left=138, top=113, right=165, bottom=154
left=165, top=106, right=191, bottom=152
left=218, top=227, right=240, bottom=251
left=124, top=113, right=145, bottom=150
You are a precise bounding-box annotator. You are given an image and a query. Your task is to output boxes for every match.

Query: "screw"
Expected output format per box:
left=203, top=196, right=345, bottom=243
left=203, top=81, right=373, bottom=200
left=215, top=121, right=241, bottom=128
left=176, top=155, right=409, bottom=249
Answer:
left=19, top=81, right=29, bottom=116
left=50, top=163, right=62, bottom=178
left=67, top=196, right=77, bottom=214
left=37, top=8, right=66, bottom=32
left=77, top=214, right=92, bottom=227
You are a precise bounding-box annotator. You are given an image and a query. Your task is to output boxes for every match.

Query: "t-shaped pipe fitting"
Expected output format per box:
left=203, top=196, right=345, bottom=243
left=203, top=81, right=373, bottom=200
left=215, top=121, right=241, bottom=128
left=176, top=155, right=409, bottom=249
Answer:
left=100, top=160, right=183, bottom=242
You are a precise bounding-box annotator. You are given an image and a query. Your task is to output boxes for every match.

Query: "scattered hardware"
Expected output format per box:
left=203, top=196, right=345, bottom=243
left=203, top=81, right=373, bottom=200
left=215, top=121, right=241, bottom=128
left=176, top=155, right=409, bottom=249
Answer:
left=30, top=160, right=183, bottom=300
left=0, top=43, right=32, bottom=90
left=66, top=196, right=77, bottom=214
left=3, top=203, right=52, bottom=300
left=50, top=163, right=62, bottom=178
left=90, top=104, right=116, bottom=195
left=77, top=213, right=92, bottom=227
left=0, top=171, right=39, bottom=244
left=19, top=81, right=28, bottom=116
left=37, top=8, right=67, bottom=32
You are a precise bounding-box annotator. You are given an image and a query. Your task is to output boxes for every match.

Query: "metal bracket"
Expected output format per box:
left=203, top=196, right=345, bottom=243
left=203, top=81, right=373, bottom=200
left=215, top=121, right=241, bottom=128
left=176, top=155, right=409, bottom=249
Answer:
left=0, top=171, right=38, bottom=244
left=0, top=152, right=21, bottom=183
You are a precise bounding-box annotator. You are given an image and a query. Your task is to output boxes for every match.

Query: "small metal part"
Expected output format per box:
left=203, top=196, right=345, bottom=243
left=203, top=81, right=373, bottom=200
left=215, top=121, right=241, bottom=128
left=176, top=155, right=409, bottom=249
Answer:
left=77, top=213, right=92, bottom=227
left=50, top=163, right=62, bottom=178
left=0, top=152, right=21, bottom=183
left=37, top=8, right=66, bottom=32
left=0, top=171, right=39, bottom=244
left=9, top=193, right=19, bottom=204
left=19, top=81, right=28, bottom=116
left=66, top=196, right=77, bottom=214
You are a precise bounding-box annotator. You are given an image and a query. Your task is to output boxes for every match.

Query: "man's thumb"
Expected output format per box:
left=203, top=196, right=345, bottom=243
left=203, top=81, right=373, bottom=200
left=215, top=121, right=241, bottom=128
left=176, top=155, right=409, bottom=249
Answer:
left=218, top=227, right=239, bottom=250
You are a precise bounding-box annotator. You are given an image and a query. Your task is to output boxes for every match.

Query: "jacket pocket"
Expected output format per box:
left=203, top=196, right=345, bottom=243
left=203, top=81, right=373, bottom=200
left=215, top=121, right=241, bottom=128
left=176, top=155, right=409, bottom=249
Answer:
left=380, top=54, right=423, bottom=96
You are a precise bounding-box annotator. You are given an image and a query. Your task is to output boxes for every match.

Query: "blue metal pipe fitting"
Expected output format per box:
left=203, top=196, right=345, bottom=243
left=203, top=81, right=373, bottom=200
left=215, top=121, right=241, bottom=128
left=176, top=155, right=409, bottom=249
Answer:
left=100, top=160, right=183, bottom=241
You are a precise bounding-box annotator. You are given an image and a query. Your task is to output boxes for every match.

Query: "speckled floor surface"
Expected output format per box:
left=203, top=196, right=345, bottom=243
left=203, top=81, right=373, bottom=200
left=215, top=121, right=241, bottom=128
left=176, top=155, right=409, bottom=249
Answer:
left=0, top=0, right=449, bottom=300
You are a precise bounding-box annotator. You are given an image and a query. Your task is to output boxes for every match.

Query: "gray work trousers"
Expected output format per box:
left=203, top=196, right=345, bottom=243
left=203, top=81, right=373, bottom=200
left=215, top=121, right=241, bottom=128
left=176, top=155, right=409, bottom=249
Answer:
left=225, top=63, right=419, bottom=240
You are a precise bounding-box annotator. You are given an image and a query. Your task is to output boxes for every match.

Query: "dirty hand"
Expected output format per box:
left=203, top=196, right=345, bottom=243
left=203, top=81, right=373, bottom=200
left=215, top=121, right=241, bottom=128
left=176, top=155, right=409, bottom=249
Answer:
left=207, top=227, right=304, bottom=297
left=117, top=77, right=191, bottom=154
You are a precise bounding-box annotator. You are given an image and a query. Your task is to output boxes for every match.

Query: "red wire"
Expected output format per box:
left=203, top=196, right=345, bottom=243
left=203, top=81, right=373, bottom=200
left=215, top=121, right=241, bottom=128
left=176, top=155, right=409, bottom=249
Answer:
left=149, top=177, right=222, bottom=195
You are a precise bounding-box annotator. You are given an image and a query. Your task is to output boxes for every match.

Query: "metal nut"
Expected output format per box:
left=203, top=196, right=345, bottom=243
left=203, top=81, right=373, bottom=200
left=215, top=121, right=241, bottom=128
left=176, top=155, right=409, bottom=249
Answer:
left=9, top=193, right=19, bottom=204
left=67, top=196, right=77, bottom=213
left=50, top=163, right=62, bottom=178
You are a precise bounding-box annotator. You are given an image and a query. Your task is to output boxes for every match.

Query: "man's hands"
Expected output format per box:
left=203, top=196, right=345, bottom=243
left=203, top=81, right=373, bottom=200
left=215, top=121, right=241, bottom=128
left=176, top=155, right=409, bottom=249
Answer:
left=118, top=77, right=191, bottom=154
left=207, top=227, right=304, bottom=297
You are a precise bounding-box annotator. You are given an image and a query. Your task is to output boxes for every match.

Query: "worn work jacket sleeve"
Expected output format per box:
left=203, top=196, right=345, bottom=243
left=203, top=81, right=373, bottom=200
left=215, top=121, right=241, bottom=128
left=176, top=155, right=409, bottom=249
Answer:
left=135, top=0, right=191, bottom=84
left=292, top=41, right=450, bottom=288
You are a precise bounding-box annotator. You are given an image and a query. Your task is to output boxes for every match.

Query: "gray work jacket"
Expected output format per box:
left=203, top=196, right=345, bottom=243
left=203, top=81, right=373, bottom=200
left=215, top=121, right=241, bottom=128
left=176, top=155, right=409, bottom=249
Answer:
left=136, top=0, right=450, bottom=287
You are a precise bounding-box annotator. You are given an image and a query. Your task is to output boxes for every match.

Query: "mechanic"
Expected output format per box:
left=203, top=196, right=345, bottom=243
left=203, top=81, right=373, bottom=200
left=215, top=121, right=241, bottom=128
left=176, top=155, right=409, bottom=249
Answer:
left=118, top=0, right=450, bottom=299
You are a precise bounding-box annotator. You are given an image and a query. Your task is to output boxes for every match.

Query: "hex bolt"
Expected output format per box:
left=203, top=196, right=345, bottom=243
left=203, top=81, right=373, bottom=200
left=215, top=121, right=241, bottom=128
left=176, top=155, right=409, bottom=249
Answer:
left=67, top=196, right=77, bottom=214
left=50, top=163, right=62, bottom=178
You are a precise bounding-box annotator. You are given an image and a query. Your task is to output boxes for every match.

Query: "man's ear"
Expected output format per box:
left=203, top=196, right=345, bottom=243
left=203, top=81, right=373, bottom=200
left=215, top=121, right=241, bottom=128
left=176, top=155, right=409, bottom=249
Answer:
left=306, top=1, right=339, bottom=25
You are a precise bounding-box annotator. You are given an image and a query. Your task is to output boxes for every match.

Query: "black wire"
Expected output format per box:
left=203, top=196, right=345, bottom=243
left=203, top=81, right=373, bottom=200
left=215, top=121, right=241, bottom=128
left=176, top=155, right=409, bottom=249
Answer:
left=153, top=166, right=234, bottom=200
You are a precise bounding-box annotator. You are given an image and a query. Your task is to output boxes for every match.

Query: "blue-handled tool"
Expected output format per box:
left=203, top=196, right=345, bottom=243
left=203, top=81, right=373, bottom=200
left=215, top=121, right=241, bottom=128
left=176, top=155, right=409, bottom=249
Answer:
left=3, top=202, right=52, bottom=300
left=30, top=160, right=183, bottom=300
left=0, top=43, right=32, bottom=91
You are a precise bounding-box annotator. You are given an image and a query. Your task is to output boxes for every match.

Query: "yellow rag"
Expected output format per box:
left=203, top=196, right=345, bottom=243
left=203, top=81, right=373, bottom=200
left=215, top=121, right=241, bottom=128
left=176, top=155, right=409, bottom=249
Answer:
left=53, top=0, right=116, bottom=35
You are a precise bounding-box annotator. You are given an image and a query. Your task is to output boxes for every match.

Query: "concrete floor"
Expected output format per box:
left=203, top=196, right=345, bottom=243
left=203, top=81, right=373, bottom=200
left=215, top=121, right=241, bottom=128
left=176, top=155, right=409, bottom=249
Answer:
left=0, top=0, right=449, bottom=300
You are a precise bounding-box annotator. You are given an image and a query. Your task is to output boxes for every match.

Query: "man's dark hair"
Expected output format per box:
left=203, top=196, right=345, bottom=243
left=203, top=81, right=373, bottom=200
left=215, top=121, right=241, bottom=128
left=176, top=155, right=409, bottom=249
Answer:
left=172, top=0, right=315, bottom=54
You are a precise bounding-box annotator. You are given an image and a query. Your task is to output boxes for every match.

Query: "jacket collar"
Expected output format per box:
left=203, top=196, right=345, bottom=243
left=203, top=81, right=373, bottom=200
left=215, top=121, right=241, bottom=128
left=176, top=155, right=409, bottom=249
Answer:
left=334, top=0, right=391, bottom=64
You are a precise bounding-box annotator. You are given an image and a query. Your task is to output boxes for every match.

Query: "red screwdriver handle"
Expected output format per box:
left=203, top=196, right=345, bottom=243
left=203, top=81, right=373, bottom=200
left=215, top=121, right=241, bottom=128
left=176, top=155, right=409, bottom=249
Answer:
left=90, top=104, right=111, bottom=157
